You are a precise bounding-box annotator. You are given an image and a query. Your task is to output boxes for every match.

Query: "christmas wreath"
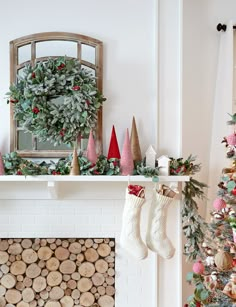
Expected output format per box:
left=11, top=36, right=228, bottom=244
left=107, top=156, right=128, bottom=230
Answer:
left=7, top=57, right=106, bottom=145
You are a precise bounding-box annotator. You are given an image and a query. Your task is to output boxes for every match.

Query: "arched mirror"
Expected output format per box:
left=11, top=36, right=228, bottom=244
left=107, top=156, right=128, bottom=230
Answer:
left=10, top=32, right=103, bottom=158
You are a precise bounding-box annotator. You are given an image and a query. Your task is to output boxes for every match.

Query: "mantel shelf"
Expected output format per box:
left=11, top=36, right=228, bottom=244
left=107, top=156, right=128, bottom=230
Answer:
left=0, top=175, right=190, bottom=199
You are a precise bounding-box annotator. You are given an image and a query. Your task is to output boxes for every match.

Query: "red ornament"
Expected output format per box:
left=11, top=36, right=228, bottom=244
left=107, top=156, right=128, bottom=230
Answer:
left=32, top=107, right=40, bottom=114
left=16, top=170, right=22, bottom=175
left=107, top=125, right=121, bottom=159
left=72, top=85, right=80, bottom=91
left=57, top=63, right=65, bottom=70
left=232, top=188, right=236, bottom=196
left=213, top=198, right=226, bottom=211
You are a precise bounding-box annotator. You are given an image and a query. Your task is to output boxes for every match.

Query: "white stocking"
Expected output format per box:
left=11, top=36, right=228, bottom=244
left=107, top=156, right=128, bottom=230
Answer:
left=146, top=189, right=175, bottom=259
left=120, top=189, right=148, bottom=260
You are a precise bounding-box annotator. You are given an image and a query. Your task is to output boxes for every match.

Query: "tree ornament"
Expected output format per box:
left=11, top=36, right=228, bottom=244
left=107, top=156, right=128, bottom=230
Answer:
left=70, top=148, right=80, bottom=175
left=107, top=126, right=120, bottom=160
left=226, top=133, right=236, bottom=146
left=120, top=186, right=148, bottom=260
left=86, top=130, right=97, bottom=164
left=0, top=153, right=5, bottom=175
left=192, top=261, right=205, bottom=274
left=214, top=250, right=233, bottom=271
left=213, top=198, right=226, bottom=211
left=120, top=129, right=134, bottom=175
left=130, top=116, right=142, bottom=163
left=146, top=185, right=176, bottom=259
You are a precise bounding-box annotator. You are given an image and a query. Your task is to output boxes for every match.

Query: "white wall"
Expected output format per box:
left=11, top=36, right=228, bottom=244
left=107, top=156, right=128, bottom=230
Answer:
left=0, top=0, right=156, bottom=156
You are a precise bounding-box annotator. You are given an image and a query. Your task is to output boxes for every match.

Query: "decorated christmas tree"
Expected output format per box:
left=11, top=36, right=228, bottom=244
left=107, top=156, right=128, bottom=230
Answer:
left=186, top=113, right=236, bottom=307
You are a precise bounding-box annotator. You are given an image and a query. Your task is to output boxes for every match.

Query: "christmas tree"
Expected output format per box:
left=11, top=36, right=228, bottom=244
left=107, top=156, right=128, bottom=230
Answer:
left=186, top=113, right=236, bottom=307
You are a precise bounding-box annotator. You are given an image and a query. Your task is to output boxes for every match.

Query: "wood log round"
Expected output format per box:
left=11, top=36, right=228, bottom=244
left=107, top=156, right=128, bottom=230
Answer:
left=21, top=240, right=32, bottom=249
left=46, top=258, right=60, bottom=271
left=50, top=244, right=57, bottom=250
left=64, top=289, right=71, bottom=296
left=84, top=240, right=93, bottom=249
left=22, top=288, right=35, bottom=303
left=22, top=249, right=38, bottom=264
left=10, top=261, right=26, bottom=275
left=110, top=252, right=115, bottom=258
left=0, top=285, right=6, bottom=297
left=59, top=282, right=67, bottom=290
left=38, top=247, right=53, bottom=261
left=16, top=275, right=23, bottom=282
left=45, top=301, right=61, bottom=307
left=97, top=286, right=105, bottom=296
left=103, top=273, right=108, bottom=278
left=23, top=277, right=32, bottom=288
left=78, top=262, right=95, bottom=278
left=76, top=254, right=84, bottom=263
left=69, top=254, right=76, bottom=261
left=95, top=260, right=108, bottom=274
left=60, top=296, right=73, bottom=307
left=103, top=239, right=110, bottom=244
left=9, top=256, right=15, bottom=263
left=71, top=289, right=80, bottom=300
left=47, top=271, right=63, bottom=287
left=35, top=295, right=39, bottom=300
left=92, top=273, right=105, bottom=286
left=81, top=246, right=86, bottom=252
left=1, top=274, right=16, bottom=289
left=0, top=297, right=6, bottom=307
left=71, top=272, right=80, bottom=281
left=67, top=280, right=76, bottom=290
left=47, top=239, right=56, bottom=244
left=31, top=244, right=40, bottom=251
left=40, top=239, right=47, bottom=247
left=94, top=293, right=100, bottom=300
left=105, top=286, right=115, bottom=296
left=6, top=262, right=10, bottom=267
left=108, top=241, right=115, bottom=248
left=102, top=283, right=107, bottom=287
left=37, top=298, right=44, bottom=307
left=68, top=239, right=76, bottom=243
left=62, top=275, right=70, bottom=282
left=105, top=277, right=114, bottom=286
left=1, top=264, right=9, bottom=274
left=94, top=239, right=103, bottom=244
left=41, top=269, right=49, bottom=277
left=90, top=287, right=97, bottom=294
left=39, top=290, right=48, bottom=300
left=79, top=292, right=95, bottom=307
left=0, top=272, right=3, bottom=278
left=61, top=241, right=69, bottom=249
left=49, top=286, right=64, bottom=300
left=26, top=264, right=41, bottom=279
left=35, top=239, right=40, bottom=244
left=74, top=299, right=79, bottom=305
left=0, top=241, right=9, bottom=251
left=77, top=278, right=92, bottom=292
left=32, top=276, right=46, bottom=292
left=92, top=244, right=98, bottom=249
left=108, top=263, right=114, bottom=268
left=78, top=240, right=84, bottom=245
left=104, top=256, right=114, bottom=263
left=55, top=239, right=62, bottom=246
left=17, top=302, right=29, bottom=307
left=5, top=289, right=22, bottom=304
left=107, top=268, right=115, bottom=277
left=84, top=249, right=98, bottom=263
left=29, top=300, right=37, bottom=307
left=8, top=240, right=13, bottom=245
left=98, top=295, right=114, bottom=307
left=97, top=244, right=111, bottom=258
left=59, top=260, right=76, bottom=274
left=38, top=260, right=46, bottom=269
left=8, top=244, right=22, bottom=256
left=15, top=255, right=21, bottom=261
left=68, top=243, right=81, bottom=254
left=55, top=248, right=69, bottom=261
left=0, top=252, right=9, bottom=264
left=15, top=282, right=24, bottom=291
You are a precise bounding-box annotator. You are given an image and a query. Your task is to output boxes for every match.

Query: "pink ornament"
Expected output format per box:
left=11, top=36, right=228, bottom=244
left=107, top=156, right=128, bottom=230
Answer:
left=0, top=153, right=4, bottom=175
left=226, top=133, right=236, bottom=145
left=192, top=261, right=205, bottom=275
left=86, top=130, right=97, bottom=164
left=213, top=198, right=226, bottom=211
left=120, top=129, right=134, bottom=176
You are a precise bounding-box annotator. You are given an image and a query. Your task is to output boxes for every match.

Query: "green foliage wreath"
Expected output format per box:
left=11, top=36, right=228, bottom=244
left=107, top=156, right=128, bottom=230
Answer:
left=7, top=57, right=106, bottom=145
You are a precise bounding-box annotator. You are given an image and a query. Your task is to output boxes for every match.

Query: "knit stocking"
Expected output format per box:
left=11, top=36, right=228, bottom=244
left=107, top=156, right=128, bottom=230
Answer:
left=120, top=188, right=148, bottom=260
left=146, top=188, right=175, bottom=259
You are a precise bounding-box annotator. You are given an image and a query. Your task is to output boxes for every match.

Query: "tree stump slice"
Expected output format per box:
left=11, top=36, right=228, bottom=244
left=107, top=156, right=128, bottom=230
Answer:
left=38, top=260, right=46, bottom=269
left=37, top=298, right=44, bottom=307
left=59, top=261, right=76, bottom=275
left=31, top=244, right=40, bottom=252
left=38, top=247, right=53, bottom=261
left=92, top=244, right=98, bottom=250
left=15, top=282, right=24, bottom=291
left=7, top=240, right=13, bottom=245
left=94, top=239, right=103, bottom=244
left=76, top=254, right=84, bottom=263
left=105, top=277, right=114, bottom=286
left=97, top=245, right=111, bottom=258
left=29, top=300, right=36, bottom=307
left=46, top=258, right=59, bottom=272
left=68, top=243, right=81, bottom=255
left=0, top=252, right=9, bottom=265
left=108, top=263, right=114, bottom=268
left=108, top=241, right=115, bottom=248
left=1, top=274, right=16, bottom=289
left=78, top=240, right=84, bottom=245
left=102, top=283, right=107, bottom=288
left=71, top=272, right=80, bottom=281
left=69, top=254, right=76, bottom=261
left=47, top=272, right=63, bottom=287
left=39, top=290, right=48, bottom=300
left=104, top=256, right=114, bottom=263
left=79, top=292, right=94, bottom=307
left=61, top=241, right=69, bottom=249
left=55, top=248, right=69, bottom=261
left=84, top=249, right=98, bottom=263
left=105, top=286, right=115, bottom=296
left=47, top=239, right=56, bottom=244
left=41, top=269, right=49, bottom=277
left=9, top=256, right=15, bottom=263
left=21, top=240, right=32, bottom=250
left=64, top=289, right=71, bottom=296
left=0, top=299, right=6, bottom=307
left=55, top=239, right=62, bottom=246
left=107, top=268, right=115, bottom=277
left=0, top=286, right=6, bottom=297
left=32, top=277, right=46, bottom=293
left=1, top=265, right=9, bottom=274
left=84, top=240, right=93, bottom=249
left=91, top=273, right=105, bottom=286
left=71, top=289, right=80, bottom=300
left=95, top=260, right=108, bottom=274
left=17, top=302, right=29, bottom=307
left=22, top=288, right=34, bottom=303
left=77, top=278, right=92, bottom=293
left=62, top=275, right=70, bottom=282
left=67, top=280, right=76, bottom=290
left=0, top=241, right=9, bottom=252
left=94, top=293, right=100, bottom=300
left=22, top=250, right=38, bottom=264
left=16, top=276, right=23, bottom=282
left=15, top=256, right=21, bottom=261
left=10, top=261, right=27, bottom=276
left=60, top=296, right=73, bottom=307
left=90, top=287, right=97, bottom=294
left=23, top=277, right=32, bottom=288
left=59, top=282, right=67, bottom=290
left=98, top=295, right=114, bottom=307
left=78, top=263, right=95, bottom=278
left=26, top=264, right=41, bottom=279
left=110, top=252, right=115, bottom=258
left=40, top=239, right=47, bottom=247
left=49, top=244, right=57, bottom=251
left=45, top=301, right=61, bottom=307
left=49, top=286, right=64, bottom=300
left=5, top=289, right=22, bottom=304
left=97, top=286, right=105, bottom=296
left=81, top=247, right=86, bottom=252
left=8, top=244, right=22, bottom=256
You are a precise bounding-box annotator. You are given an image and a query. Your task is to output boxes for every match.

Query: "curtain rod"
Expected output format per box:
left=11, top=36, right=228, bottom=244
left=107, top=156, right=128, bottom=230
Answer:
left=217, top=23, right=236, bottom=31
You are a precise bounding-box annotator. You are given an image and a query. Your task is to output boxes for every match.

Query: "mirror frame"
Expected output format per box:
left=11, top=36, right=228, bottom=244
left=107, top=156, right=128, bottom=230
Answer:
left=10, top=32, right=103, bottom=158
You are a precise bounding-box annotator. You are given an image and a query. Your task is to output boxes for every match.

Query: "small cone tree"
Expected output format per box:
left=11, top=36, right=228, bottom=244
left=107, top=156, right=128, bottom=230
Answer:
left=107, top=125, right=121, bottom=159
left=86, top=130, right=97, bottom=164
left=70, top=147, right=80, bottom=175
left=120, top=129, right=134, bottom=175
left=0, top=153, right=4, bottom=175
left=130, top=116, right=142, bottom=163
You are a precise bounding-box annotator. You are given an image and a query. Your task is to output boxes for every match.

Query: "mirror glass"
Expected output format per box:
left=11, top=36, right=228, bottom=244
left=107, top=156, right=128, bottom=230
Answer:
left=18, top=44, right=31, bottom=64
left=36, top=41, right=78, bottom=58
left=17, top=131, right=33, bottom=150
left=81, top=44, right=96, bottom=64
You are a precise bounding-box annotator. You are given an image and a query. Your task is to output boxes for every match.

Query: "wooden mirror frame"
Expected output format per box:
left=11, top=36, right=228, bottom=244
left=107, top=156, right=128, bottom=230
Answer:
left=10, top=32, right=103, bottom=158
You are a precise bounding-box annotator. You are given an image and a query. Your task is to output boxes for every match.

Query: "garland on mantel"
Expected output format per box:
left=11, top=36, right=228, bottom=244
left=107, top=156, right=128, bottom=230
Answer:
left=2, top=152, right=207, bottom=261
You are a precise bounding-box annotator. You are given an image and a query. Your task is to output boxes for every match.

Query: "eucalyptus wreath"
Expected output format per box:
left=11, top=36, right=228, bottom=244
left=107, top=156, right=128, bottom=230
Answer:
left=7, top=57, right=106, bottom=145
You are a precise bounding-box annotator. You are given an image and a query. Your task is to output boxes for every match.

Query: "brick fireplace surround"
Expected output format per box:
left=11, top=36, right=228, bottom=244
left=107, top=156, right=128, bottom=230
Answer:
left=0, top=176, right=188, bottom=307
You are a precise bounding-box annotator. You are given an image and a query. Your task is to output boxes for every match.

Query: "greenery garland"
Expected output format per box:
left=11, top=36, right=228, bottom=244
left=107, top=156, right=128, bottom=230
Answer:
left=7, top=57, right=106, bottom=145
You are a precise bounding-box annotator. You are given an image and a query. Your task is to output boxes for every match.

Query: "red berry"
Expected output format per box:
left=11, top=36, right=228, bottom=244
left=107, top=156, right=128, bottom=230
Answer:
left=32, top=107, right=40, bottom=114
left=10, top=99, right=18, bottom=103
left=32, top=72, right=36, bottom=78
left=232, top=188, right=236, bottom=196
left=72, top=85, right=80, bottom=91
left=17, top=170, right=22, bottom=175
left=52, top=170, right=57, bottom=175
